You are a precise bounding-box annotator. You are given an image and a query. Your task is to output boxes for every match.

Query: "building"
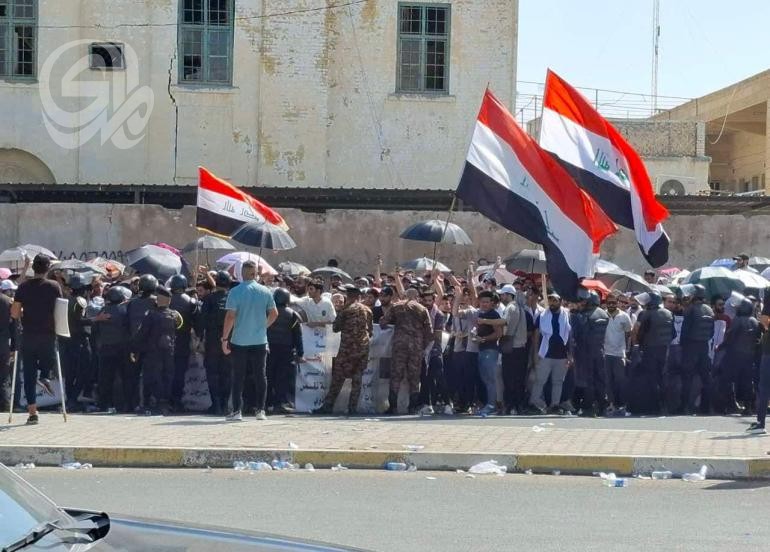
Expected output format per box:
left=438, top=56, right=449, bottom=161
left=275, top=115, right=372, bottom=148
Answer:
left=655, top=69, right=770, bottom=195
left=0, top=0, right=518, bottom=192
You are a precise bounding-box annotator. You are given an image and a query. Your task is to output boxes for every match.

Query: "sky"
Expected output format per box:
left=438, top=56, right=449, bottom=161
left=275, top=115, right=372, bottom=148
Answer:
left=517, top=0, right=769, bottom=101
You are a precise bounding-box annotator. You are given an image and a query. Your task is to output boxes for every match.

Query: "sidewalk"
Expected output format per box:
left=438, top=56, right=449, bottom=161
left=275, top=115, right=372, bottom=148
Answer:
left=2, top=413, right=770, bottom=479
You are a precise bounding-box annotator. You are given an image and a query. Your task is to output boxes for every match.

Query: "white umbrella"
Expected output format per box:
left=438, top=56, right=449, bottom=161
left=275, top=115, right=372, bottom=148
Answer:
left=217, top=251, right=277, bottom=278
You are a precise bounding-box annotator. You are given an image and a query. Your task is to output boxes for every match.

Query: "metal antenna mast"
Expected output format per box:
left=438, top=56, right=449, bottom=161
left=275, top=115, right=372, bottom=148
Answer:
left=651, top=0, right=660, bottom=115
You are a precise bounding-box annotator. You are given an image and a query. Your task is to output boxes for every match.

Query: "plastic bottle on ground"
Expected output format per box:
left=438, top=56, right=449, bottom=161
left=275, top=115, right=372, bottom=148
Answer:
left=386, top=462, right=408, bottom=471
left=651, top=470, right=673, bottom=480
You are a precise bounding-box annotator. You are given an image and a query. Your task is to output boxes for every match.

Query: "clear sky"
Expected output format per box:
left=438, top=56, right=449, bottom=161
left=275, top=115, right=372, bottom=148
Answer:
left=517, top=0, right=769, bottom=100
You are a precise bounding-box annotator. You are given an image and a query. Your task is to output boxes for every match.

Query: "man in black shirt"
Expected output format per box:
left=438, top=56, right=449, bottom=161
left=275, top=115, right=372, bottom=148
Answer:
left=11, top=255, right=63, bottom=425
left=747, top=290, right=770, bottom=433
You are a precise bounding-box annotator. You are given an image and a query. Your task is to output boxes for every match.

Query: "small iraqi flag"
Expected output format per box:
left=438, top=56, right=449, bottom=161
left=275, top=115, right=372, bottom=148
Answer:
left=196, top=167, right=288, bottom=237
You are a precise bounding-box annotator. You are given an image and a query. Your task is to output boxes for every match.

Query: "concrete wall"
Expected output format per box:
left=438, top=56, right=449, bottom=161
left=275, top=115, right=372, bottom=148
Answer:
left=613, top=120, right=704, bottom=158
left=2, top=203, right=768, bottom=275
left=0, top=0, right=518, bottom=190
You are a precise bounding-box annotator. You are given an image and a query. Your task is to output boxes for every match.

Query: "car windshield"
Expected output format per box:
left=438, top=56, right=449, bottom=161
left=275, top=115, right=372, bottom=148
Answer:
left=0, top=464, right=71, bottom=547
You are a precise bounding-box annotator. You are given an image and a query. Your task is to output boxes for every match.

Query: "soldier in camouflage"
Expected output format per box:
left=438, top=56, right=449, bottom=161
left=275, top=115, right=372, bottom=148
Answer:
left=313, top=285, right=372, bottom=415
left=381, top=287, right=433, bottom=414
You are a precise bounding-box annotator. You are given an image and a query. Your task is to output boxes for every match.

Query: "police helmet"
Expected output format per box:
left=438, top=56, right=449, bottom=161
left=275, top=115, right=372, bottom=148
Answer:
left=576, top=287, right=591, bottom=302
left=106, top=286, right=127, bottom=304
left=215, top=270, right=231, bottom=288
left=273, top=287, right=291, bottom=307
left=138, top=274, right=158, bottom=293
left=737, top=298, right=754, bottom=317
left=646, top=291, right=662, bottom=308
left=692, top=284, right=707, bottom=300
left=585, top=290, right=601, bottom=308
left=168, top=274, right=188, bottom=291
left=68, top=273, right=90, bottom=291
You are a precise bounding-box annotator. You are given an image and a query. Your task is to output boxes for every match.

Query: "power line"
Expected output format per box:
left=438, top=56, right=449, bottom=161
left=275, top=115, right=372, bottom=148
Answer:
left=35, top=0, right=369, bottom=30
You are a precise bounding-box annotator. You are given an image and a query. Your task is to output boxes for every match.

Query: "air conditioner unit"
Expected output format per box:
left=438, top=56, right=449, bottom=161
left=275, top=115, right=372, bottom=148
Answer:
left=655, top=174, right=698, bottom=196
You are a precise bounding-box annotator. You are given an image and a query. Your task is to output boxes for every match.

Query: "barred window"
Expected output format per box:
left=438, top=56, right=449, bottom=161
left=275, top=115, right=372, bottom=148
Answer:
left=179, top=0, right=233, bottom=85
left=397, top=4, right=450, bottom=94
left=0, top=0, right=37, bottom=80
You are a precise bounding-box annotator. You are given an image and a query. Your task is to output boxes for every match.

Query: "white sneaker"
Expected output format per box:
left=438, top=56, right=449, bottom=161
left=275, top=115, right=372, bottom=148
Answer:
left=106, top=407, right=117, bottom=415
left=225, top=411, right=243, bottom=422
left=255, top=410, right=267, bottom=421
left=443, top=404, right=455, bottom=416
left=419, top=405, right=435, bottom=416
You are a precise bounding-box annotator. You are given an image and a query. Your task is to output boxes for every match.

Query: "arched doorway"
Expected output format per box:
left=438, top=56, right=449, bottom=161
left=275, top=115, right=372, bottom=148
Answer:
left=0, top=149, right=56, bottom=184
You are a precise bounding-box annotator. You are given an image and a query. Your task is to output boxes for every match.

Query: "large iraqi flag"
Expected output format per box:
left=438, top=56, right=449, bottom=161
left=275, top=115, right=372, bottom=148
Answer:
left=539, top=69, right=670, bottom=267
left=456, top=89, right=617, bottom=299
left=196, top=167, right=288, bottom=237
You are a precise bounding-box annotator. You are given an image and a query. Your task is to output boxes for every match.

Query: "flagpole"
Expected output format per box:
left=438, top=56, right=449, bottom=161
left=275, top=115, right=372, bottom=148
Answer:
left=432, top=195, right=457, bottom=269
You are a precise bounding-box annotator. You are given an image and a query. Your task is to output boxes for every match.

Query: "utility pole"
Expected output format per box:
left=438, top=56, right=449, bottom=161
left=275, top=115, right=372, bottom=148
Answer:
left=651, top=0, right=660, bottom=115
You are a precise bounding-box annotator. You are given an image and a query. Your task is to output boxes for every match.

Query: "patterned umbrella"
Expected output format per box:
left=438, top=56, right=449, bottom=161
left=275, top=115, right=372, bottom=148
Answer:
left=216, top=251, right=277, bottom=277
left=54, top=259, right=108, bottom=276
left=230, top=221, right=296, bottom=251
left=685, top=266, right=770, bottom=298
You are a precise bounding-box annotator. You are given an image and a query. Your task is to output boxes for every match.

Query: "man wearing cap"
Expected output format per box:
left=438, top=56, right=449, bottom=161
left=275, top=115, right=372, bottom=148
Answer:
left=496, top=284, right=527, bottom=415
left=11, top=255, right=63, bottom=425
left=643, top=270, right=657, bottom=285
left=528, top=292, right=572, bottom=414
left=314, top=285, right=372, bottom=414
left=733, top=253, right=759, bottom=273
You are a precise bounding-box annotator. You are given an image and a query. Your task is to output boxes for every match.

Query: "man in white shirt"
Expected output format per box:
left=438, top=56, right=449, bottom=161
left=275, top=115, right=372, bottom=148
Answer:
left=604, top=294, right=632, bottom=415
left=292, top=281, right=336, bottom=327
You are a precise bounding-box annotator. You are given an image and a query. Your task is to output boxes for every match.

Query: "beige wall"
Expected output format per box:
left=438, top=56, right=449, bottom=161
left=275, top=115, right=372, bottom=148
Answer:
left=0, top=0, right=518, bottom=190
left=2, top=203, right=768, bottom=275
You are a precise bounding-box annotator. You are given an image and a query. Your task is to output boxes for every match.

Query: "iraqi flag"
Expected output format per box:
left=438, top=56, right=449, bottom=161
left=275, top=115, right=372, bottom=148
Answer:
left=456, top=89, right=617, bottom=300
left=539, top=69, right=670, bottom=268
left=196, top=167, right=288, bottom=237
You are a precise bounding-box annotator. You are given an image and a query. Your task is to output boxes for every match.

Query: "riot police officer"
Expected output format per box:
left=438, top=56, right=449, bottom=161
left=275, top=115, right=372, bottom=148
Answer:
left=716, top=298, right=759, bottom=413
left=266, top=287, right=304, bottom=414
left=573, top=291, right=609, bottom=417
left=94, top=286, right=131, bottom=413
left=168, top=274, right=199, bottom=411
left=680, top=284, right=715, bottom=414
left=62, top=273, right=94, bottom=411
left=632, top=291, right=674, bottom=414
left=126, top=274, right=158, bottom=412
left=133, top=286, right=182, bottom=415
left=200, top=270, right=232, bottom=414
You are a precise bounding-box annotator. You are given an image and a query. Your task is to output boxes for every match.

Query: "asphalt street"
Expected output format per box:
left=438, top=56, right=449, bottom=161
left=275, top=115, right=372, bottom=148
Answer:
left=19, top=467, right=770, bottom=551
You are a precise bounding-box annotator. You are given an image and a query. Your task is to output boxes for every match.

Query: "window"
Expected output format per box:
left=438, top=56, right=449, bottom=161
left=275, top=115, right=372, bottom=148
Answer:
left=0, top=0, right=37, bottom=80
left=89, top=42, right=125, bottom=70
left=397, top=4, right=450, bottom=94
left=179, top=0, right=233, bottom=85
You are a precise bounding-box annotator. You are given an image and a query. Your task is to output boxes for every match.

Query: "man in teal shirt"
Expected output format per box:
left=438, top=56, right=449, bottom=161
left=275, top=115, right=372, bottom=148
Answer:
left=222, top=261, right=278, bottom=421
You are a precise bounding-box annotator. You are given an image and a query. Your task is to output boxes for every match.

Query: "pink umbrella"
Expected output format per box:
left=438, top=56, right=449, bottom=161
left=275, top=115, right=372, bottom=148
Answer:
left=153, top=242, right=181, bottom=256
left=658, top=267, right=681, bottom=278
left=0, top=268, right=11, bottom=279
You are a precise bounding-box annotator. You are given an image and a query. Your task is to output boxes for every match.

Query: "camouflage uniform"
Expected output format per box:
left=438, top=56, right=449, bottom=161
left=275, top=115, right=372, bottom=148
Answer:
left=382, top=300, right=433, bottom=394
left=323, top=301, right=373, bottom=411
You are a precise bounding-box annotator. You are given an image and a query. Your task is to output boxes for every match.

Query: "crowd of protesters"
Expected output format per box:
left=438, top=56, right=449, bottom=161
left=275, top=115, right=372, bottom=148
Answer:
left=2, top=252, right=770, bottom=435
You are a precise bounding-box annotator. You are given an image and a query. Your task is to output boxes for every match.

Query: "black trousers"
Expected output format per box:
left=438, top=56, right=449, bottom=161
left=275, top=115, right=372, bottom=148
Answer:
left=204, top=340, right=232, bottom=412
left=501, top=347, right=528, bottom=411
left=0, top=341, right=9, bottom=409
left=681, top=341, right=712, bottom=413
left=266, top=344, right=295, bottom=408
left=98, top=346, right=130, bottom=410
left=143, top=350, right=173, bottom=407
left=756, top=355, right=770, bottom=427
left=230, top=344, right=268, bottom=413
left=20, top=333, right=57, bottom=407
left=576, top=354, right=608, bottom=411
left=171, top=333, right=191, bottom=406
left=60, top=334, right=93, bottom=403
left=424, top=354, right=449, bottom=406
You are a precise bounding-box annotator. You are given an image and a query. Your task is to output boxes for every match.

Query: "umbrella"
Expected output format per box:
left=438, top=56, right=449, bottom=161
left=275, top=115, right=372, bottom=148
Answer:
left=19, top=244, right=57, bottom=260
left=400, top=257, right=451, bottom=273
left=399, top=219, right=472, bottom=245
left=671, top=269, right=691, bottom=285
left=181, top=235, right=235, bottom=254
left=651, top=284, right=673, bottom=295
left=684, top=266, right=763, bottom=298
left=91, top=257, right=126, bottom=278
left=311, top=266, right=353, bottom=282
left=278, top=261, right=311, bottom=277
left=749, top=256, right=770, bottom=272
left=230, top=221, right=296, bottom=251
left=580, top=278, right=611, bottom=299
left=710, top=258, right=735, bottom=268
left=0, top=268, right=10, bottom=279
left=125, top=244, right=182, bottom=281
left=216, top=251, right=277, bottom=277
left=475, top=264, right=517, bottom=284
left=504, top=249, right=547, bottom=274
left=733, top=268, right=770, bottom=291
left=658, top=267, right=682, bottom=278
left=153, top=242, right=181, bottom=256
left=594, top=259, right=622, bottom=274
left=608, top=271, right=652, bottom=293
left=0, top=244, right=57, bottom=266
left=54, top=259, right=108, bottom=276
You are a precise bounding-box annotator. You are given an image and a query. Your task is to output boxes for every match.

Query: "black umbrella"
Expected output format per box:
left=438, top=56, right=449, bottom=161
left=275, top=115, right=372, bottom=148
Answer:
left=181, top=235, right=235, bottom=254
left=230, top=221, right=296, bottom=251
left=504, top=249, right=547, bottom=274
left=311, top=266, right=353, bottom=282
left=400, top=219, right=472, bottom=245
left=125, top=244, right=182, bottom=281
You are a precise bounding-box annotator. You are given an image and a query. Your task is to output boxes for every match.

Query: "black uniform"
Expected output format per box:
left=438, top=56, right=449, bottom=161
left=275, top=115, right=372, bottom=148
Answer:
left=169, top=292, right=198, bottom=409
left=266, top=306, right=304, bottom=410
left=0, top=294, right=12, bottom=411
left=635, top=306, right=674, bottom=413
left=93, top=302, right=130, bottom=411
left=133, top=305, right=180, bottom=411
left=573, top=306, right=609, bottom=413
left=125, top=294, right=155, bottom=411
left=60, top=295, right=93, bottom=407
left=680, top=301, right=715, bottom=413
left=200, top=288, right=231, bottom=413
left=717, top=304, right=759, bottom=411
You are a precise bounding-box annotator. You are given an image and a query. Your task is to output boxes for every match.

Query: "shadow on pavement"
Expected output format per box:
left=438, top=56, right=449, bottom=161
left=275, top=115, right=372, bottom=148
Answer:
left=703, top=480, right=770, bottom=491
left=709, top=434, right=769, bottom=441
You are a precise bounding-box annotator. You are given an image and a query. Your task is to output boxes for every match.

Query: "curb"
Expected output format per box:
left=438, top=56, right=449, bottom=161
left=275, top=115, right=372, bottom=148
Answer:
left=1, top=445, right=769, bottom=479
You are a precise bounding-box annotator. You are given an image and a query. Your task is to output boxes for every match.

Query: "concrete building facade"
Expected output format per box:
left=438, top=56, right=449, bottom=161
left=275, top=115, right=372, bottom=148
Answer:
left=0, top=0, right=518, bottom=190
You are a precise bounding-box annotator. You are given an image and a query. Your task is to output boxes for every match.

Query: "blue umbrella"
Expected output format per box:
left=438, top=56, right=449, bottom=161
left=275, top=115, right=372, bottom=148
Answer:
left=400, top=219, right=472, bottom=245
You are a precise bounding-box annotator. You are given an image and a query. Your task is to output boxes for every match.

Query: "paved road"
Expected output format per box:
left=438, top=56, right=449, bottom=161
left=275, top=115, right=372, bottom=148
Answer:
left=19, top=468, right=768, bottom=551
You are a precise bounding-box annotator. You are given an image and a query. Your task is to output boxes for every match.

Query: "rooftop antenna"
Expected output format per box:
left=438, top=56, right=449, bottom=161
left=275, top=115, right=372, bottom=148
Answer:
left=651, top=0, right=660, bottom=115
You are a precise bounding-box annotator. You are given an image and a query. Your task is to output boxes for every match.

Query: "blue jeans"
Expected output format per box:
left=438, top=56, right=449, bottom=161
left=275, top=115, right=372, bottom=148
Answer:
left=477, top=348, right=499, bottom=408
